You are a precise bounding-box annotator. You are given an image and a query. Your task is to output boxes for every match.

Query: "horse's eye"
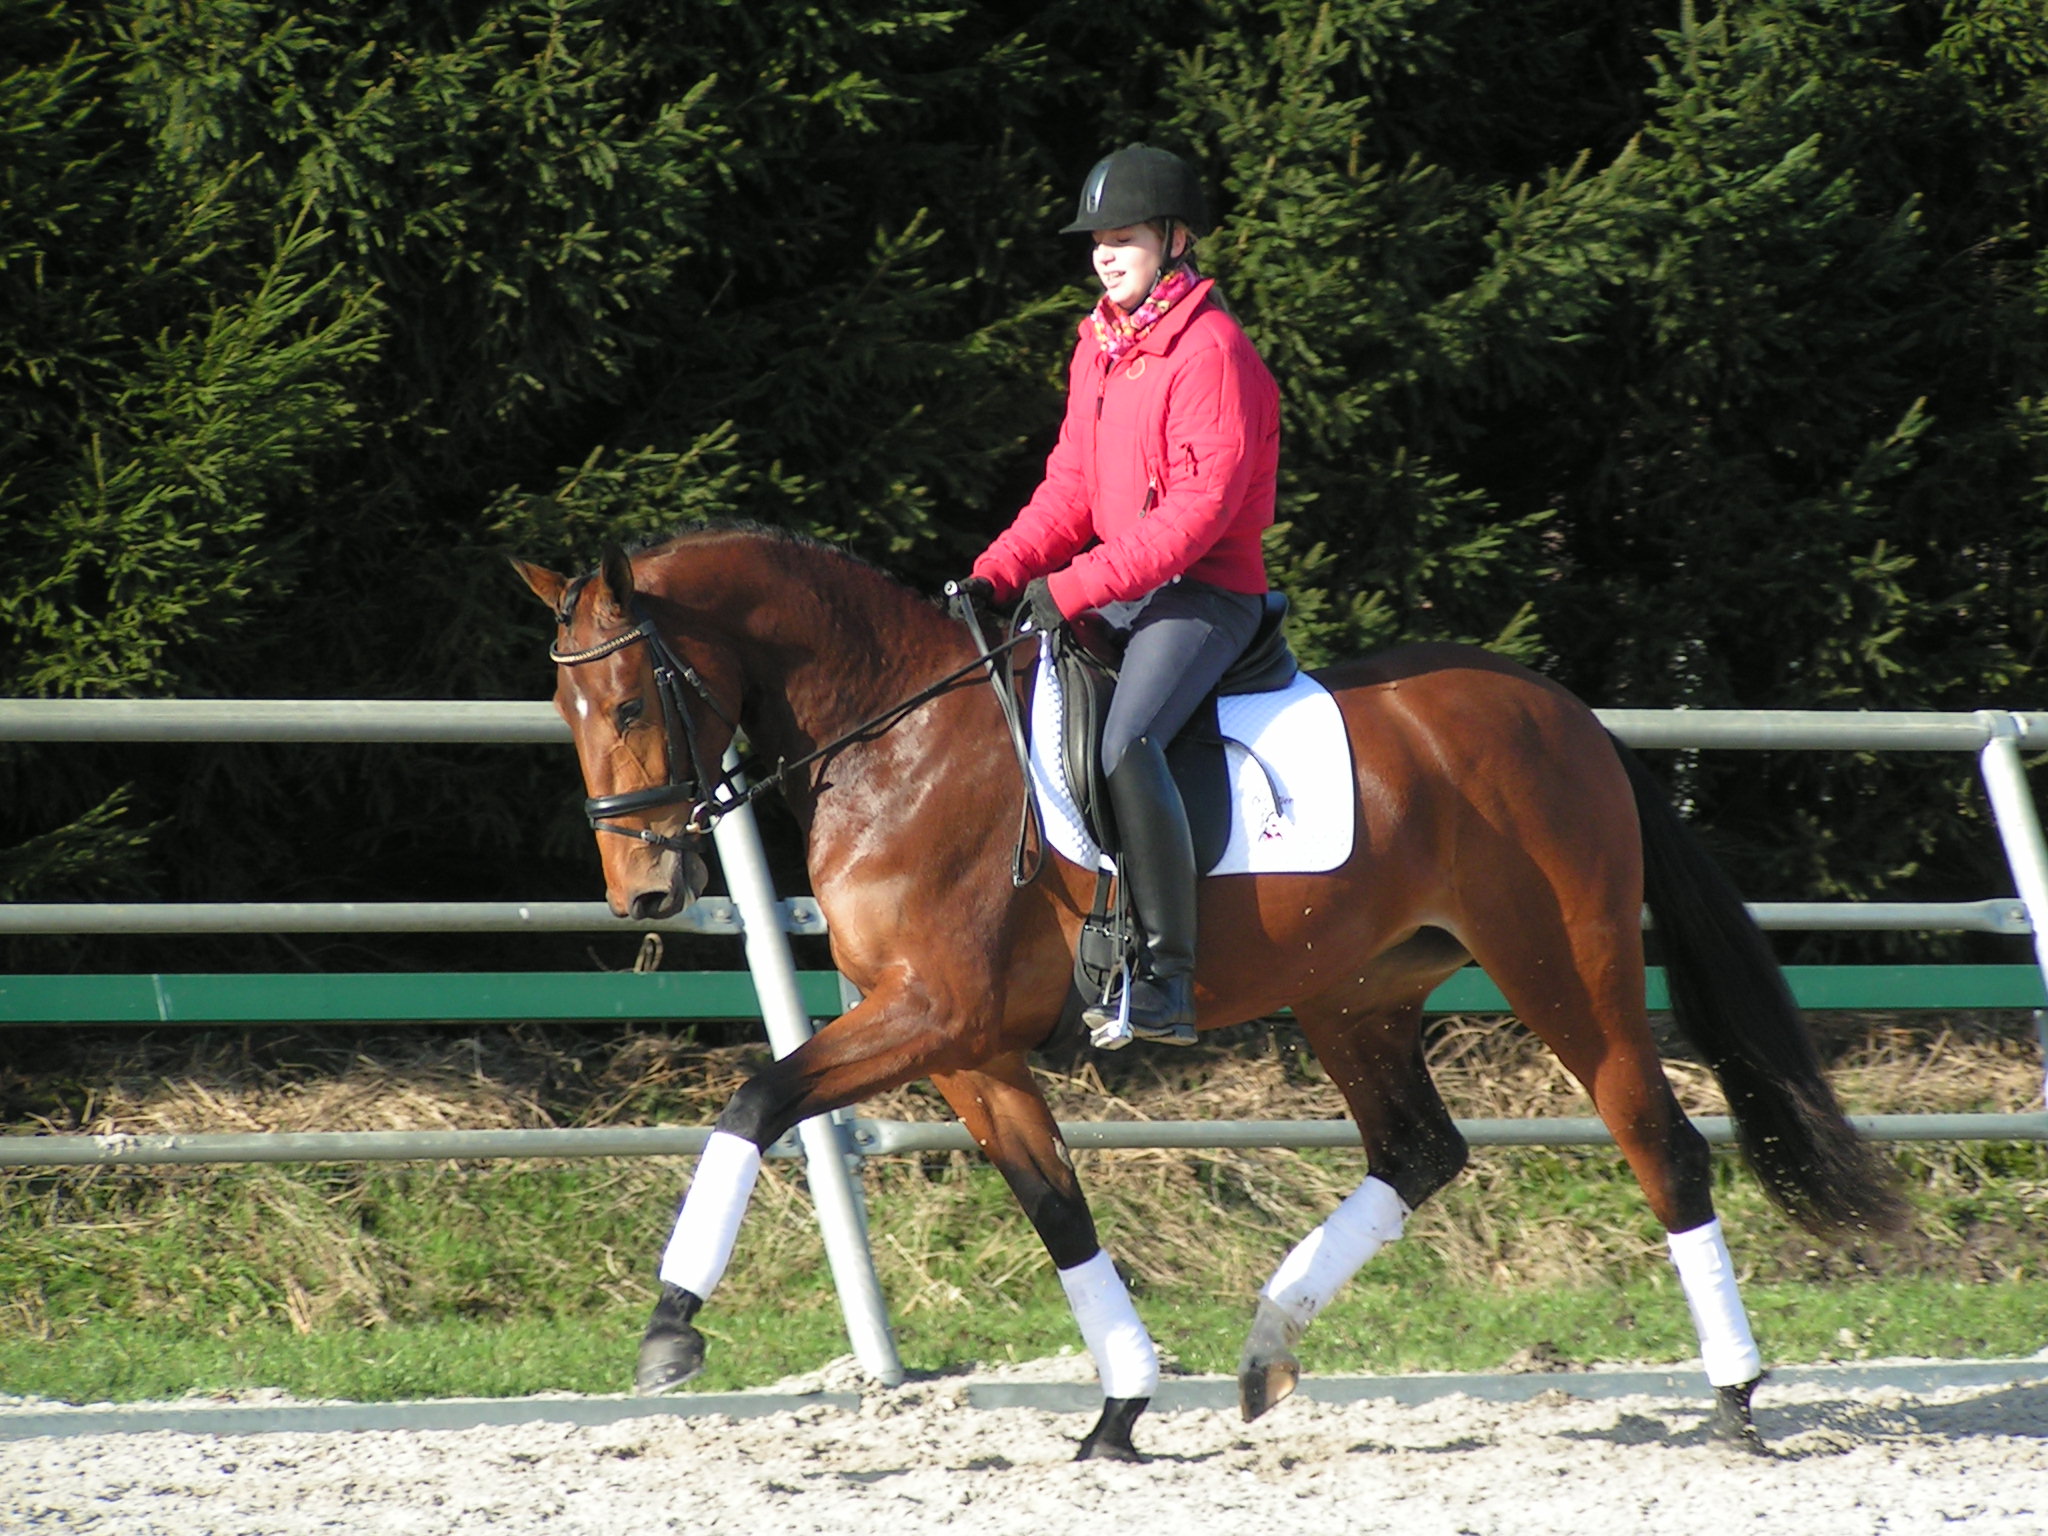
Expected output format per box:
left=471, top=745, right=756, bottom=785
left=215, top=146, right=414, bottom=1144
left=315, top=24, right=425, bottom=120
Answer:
left=614, top=698, right=645, bottom=730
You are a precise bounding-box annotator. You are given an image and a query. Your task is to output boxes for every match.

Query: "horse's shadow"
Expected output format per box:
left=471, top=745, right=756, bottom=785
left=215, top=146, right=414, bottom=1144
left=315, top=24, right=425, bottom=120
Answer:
left=1557, top=1382, right=2048, bottom=1458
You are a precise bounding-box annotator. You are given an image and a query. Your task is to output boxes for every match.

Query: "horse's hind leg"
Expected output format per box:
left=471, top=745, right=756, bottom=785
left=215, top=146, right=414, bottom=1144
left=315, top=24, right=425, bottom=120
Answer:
left=931, top=1052, right=1159, bottom=1463
left=1239, top=991, right=1468, bottom=1422
left=1463, top=916, right=1768, bottom=1451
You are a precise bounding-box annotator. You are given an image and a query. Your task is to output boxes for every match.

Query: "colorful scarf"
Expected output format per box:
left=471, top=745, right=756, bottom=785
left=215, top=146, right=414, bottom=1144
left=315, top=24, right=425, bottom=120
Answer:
left=1089, top=261, right=1201, bottom=365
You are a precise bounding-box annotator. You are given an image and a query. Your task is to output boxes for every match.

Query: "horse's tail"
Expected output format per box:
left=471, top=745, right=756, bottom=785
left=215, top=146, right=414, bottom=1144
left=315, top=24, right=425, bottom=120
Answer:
left=1614, top=738, right=1905, bottom=1236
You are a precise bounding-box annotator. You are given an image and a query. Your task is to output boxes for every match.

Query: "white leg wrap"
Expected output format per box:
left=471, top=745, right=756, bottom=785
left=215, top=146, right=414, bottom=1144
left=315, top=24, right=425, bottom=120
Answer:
left=1058, top=1249, right=1160, bottom=1401
left=1260, top=1175, right=1409, bottom=1330
left=658, top=1130, right=762, bottom=1300
left=1667, top=1218, right=1763, bottom=1387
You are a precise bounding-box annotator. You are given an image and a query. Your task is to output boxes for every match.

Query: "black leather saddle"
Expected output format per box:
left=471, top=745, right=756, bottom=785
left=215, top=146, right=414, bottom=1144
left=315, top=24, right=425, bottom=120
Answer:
left=1054, top=591, right=1298, bottom=875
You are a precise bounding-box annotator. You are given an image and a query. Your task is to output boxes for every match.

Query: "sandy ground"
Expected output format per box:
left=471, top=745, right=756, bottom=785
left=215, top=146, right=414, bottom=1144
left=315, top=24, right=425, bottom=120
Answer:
left=4, top=1360, right=2045, bottom=1536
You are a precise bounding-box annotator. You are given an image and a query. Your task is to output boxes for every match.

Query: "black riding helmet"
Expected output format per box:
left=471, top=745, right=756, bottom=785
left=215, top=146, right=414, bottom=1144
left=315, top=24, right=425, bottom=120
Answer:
left=1059, top=144, right=1212, bottom=237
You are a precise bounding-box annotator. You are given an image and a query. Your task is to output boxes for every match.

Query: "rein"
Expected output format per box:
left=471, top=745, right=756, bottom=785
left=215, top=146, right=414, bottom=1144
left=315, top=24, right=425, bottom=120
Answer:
left=947, top=582, right=1050, bottom=887
left=550, top=576, right=1037, bottom=848
left=709, top=622, right=1037, bottom=830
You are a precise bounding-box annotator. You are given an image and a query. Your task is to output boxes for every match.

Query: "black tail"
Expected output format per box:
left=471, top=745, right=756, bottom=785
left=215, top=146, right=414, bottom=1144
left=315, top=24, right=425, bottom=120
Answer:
left=1615, top=740, right=1905, bottom=1236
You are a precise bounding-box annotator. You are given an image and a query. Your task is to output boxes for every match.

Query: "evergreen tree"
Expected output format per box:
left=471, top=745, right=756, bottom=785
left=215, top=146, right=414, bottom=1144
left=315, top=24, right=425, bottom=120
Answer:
left=3, top=0, right=2044, bottom=969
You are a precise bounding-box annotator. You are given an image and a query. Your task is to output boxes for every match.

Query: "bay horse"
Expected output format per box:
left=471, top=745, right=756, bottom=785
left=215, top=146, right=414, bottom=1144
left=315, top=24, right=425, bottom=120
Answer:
left=514, top=524, right=1899, bottom=1461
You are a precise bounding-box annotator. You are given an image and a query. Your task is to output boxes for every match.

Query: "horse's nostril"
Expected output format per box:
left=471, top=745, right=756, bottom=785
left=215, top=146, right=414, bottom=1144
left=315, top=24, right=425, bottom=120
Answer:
left=629, top=890, right=672, bottom=921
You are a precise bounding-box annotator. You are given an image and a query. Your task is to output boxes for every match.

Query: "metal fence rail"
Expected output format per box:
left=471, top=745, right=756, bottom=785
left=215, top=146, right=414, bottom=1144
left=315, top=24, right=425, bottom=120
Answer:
left=7, top=698, right=2045, bottom=747
left=4, top=701, right=2044, bottom=947
left=10, top=1111, right=2047, bottom=1170
left=0, top=896, right=2030, bottom=936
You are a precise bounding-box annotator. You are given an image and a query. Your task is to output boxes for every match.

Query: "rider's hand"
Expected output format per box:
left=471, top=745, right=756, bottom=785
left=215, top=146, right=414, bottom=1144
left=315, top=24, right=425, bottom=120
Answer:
left=1021, top=576, right=1066, bottom=634
left=946, top=575, right=994, bottom=607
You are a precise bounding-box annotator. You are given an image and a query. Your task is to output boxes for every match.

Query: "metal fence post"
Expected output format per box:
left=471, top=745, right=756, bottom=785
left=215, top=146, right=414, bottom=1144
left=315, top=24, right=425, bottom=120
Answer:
left=707, top=749, right=904, bottom=1385
left=1976, top=712, right=2048, bottom=1108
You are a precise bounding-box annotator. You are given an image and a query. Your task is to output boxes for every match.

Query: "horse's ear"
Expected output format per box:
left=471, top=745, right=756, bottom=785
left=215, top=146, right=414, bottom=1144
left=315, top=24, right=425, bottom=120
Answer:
left=511, top=558, right=568, bottom=611
left=597, top=542, right=636, bottom=616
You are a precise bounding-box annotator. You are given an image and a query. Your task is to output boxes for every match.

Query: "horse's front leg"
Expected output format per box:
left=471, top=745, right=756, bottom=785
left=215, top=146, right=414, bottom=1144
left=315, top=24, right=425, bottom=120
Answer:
left=634, top=977, right=958, bottom=1396
left=931, top=1052, right=1160, bottom=1462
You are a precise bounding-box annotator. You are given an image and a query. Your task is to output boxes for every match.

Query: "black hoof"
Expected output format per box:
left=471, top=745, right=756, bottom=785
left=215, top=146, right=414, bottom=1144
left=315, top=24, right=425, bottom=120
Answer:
left=634, top=1283, right=707, bottom=1396
left=1710, top=1374, right=1771, bottom=1456
left=1075, top=1395, right=1150, bottom=1462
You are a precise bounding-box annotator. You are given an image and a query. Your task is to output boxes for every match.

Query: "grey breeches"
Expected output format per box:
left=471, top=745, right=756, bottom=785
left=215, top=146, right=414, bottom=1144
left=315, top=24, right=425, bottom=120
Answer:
left=1099, top=579, right=1265, bottom=778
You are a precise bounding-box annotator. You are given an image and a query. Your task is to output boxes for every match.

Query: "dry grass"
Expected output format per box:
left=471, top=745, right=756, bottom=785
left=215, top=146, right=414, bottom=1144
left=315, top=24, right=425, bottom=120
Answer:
left=14, top=1010, right=2037, bottom=1140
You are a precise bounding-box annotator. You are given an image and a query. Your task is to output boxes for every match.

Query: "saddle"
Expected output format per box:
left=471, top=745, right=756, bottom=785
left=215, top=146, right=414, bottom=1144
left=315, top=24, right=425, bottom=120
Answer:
left=1047, top=593, right=1298, bottom=1038
left=1054, top=591, right=1299, bottom=873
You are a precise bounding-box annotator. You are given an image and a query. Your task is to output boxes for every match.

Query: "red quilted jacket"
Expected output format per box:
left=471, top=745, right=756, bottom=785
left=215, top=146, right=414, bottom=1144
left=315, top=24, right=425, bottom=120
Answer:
left=973, top=280, right=1279, bottom=617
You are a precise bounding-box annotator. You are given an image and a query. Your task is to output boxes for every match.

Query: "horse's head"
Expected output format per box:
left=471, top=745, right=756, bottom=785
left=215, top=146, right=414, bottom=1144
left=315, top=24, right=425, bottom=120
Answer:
left=513, top=543, right=734, bottom=921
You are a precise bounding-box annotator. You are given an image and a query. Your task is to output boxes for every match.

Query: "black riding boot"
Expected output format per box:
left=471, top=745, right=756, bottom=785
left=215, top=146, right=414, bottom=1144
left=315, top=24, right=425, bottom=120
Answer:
left=1085, top=734, right=1198, bottom=1046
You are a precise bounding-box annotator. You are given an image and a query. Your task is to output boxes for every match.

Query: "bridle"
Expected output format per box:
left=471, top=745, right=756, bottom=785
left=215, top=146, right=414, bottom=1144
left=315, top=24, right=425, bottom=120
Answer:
left=547, top=571, right=1040, bottom=858
left=549, top=575, right=735, bottom=852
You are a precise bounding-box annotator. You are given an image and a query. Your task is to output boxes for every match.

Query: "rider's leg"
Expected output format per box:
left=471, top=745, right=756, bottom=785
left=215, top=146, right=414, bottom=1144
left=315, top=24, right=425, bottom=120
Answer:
left=1088, top=582, right=1261, bottom=1044
left=1097, top=732, right=1199, bottom=1037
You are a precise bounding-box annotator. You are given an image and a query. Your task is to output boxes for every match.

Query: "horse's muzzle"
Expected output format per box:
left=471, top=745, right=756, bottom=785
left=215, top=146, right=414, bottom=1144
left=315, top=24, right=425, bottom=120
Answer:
left=614, top=847, right=709, bottom=923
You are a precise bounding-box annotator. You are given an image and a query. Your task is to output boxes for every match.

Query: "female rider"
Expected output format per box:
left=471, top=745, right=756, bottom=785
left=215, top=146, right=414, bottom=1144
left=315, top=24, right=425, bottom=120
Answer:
left=965, top=144, right=1281, bottom=1045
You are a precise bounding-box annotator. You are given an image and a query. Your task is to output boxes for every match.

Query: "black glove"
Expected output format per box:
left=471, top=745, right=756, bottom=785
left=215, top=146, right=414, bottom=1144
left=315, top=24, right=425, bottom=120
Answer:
left=945, top=575, right=994, bottom=608
left=1021, top=575, right=1066, bottom=634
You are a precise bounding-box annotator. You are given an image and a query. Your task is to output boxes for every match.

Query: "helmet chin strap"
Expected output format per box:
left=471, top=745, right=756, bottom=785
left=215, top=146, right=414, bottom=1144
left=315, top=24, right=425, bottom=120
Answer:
left=1138, top=218, right=1196, bottom=305
left=1160, top=217, right=1187, bottom=270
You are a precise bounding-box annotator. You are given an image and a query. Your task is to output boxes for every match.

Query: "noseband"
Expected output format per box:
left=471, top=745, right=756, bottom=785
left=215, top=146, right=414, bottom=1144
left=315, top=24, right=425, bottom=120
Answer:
left=549, top=578, right=736, bottom=852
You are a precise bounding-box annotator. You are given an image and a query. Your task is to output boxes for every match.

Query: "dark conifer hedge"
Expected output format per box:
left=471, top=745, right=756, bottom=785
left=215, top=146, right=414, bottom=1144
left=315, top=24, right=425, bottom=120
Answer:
left=4, top=0, right=2043, bottom=968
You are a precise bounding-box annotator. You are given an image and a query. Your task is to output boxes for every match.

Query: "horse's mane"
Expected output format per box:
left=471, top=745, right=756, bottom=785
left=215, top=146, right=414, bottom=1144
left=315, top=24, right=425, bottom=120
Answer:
left=631, top=520, right=922, bottom=605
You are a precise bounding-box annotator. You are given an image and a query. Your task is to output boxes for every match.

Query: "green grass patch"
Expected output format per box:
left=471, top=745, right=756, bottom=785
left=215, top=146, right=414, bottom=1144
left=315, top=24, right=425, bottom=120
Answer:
left=3, top=1148, right=2044, bottom=1404
left=2, top=1276, right=2043, bottom=1406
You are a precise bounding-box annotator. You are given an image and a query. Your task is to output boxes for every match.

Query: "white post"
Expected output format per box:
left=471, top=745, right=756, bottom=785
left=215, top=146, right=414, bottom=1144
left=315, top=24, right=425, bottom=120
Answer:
left=1976, top=712, right=2048, bottom=1108
left=708, top=749, right=904, bottom=1385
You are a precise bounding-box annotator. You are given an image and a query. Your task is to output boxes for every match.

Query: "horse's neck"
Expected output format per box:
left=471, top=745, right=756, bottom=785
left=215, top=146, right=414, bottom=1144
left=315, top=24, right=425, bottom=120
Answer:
left=678, top=541, right=971, bottom=812
left=784, top=598, right=956, bottom=746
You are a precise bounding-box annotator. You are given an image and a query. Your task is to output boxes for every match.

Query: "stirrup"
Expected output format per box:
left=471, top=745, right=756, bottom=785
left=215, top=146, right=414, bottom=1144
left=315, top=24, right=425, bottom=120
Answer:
left=1083, top=973, right=1197, bottom=1048
left=1081, top=982, right=1136, bottom=1050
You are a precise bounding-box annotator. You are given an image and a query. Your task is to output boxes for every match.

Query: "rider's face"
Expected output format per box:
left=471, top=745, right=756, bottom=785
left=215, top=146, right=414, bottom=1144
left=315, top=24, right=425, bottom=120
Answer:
left=1091, top=223, right=1179, bottom=313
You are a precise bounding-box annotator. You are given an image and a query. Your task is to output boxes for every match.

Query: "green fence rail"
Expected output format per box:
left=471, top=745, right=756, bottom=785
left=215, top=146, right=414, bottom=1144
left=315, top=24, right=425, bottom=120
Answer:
left=4, top=964, right=2044, bottom=1026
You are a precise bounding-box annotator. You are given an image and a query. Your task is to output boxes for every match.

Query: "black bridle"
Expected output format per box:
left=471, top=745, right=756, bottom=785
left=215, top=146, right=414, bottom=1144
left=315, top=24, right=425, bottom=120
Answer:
left=549, top=577, right=735, bottom=853
left=548, top=576, right=1039, bottom=853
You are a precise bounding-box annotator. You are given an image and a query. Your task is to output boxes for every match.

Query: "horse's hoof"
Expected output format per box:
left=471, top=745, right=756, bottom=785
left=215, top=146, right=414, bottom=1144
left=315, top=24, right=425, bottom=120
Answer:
left=1238, top=1356, right=1300, bottom=1423
left=633, top=1284, right=707, bottom=1396
left=1074, top=1396, right=1149, bottom=1462
left=634, top=1325, right=706, bottom=1395
left=1237, top=1297, right=1304, bottom=1422
left=1709, top=1374, right=1771, bottom=1457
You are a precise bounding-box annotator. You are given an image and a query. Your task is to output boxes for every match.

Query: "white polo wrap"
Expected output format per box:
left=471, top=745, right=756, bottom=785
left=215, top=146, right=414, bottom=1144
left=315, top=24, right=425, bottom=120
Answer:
left=1260, top=1174, right=1408, bottom=1328
left=1667, top=1217, right=1763, bottom=1387
left=1058, top=1249, right=1160, bottom=1401
left=658, top=1130, right=762, bottom=1300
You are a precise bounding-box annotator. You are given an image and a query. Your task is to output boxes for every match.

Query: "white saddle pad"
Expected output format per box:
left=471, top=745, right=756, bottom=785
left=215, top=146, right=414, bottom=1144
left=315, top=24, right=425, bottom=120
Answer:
left=1026, top=636, right=1357, bottom=877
